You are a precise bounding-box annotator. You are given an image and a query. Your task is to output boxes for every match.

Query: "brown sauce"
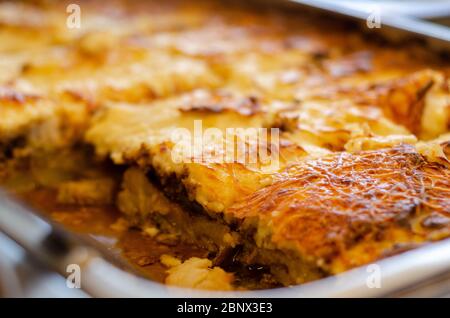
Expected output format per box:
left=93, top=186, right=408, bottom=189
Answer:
left=19, top=188, right=209, bottom=284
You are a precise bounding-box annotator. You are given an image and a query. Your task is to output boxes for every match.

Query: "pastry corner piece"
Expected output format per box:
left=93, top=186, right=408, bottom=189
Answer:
left=227, top=144, right=450, bottom=285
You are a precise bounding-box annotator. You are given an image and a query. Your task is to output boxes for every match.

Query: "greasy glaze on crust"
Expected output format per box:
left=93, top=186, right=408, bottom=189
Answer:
left=227, top=145, right=450, bottom=276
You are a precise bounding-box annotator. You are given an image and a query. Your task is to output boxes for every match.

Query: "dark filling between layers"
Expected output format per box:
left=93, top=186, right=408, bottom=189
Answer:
left=142, top=168, right=327, bottom=286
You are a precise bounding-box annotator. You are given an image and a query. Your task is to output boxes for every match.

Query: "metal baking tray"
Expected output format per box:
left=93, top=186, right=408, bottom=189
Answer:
left=308, top=0, right=450, bottom=19
left=1, top=0, right=450, bottom=298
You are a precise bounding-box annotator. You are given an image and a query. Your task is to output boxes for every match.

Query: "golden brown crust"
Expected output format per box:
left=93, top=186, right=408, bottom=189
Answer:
left=228, top=145, right=450, bottom=274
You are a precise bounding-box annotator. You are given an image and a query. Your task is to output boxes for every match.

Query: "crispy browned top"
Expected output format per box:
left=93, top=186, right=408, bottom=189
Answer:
left=228, top=145, right=450, bottom=271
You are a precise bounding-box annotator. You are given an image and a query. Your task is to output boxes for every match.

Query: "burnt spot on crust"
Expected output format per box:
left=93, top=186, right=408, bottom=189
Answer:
left=178, top=90, right=263, bottom=116
left=0, top=135, right=26, bottom=161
